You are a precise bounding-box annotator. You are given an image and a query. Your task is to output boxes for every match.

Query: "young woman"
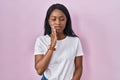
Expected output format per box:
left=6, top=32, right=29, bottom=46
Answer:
left=34, top=3, right=84, bottom=80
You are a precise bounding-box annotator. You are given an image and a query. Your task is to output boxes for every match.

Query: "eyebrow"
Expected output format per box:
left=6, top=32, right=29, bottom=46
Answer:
left=50, top=16, right=65, bottom=18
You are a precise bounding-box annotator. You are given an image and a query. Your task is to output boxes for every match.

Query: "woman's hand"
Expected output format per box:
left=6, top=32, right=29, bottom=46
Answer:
left=50, top=27, right=57, bottom=47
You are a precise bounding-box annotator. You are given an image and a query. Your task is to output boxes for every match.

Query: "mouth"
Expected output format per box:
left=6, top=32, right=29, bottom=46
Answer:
left=54, top=26, right=62, bottom=30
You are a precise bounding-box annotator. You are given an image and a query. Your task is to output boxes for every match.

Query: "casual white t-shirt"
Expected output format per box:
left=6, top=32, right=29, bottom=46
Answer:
left=34, top=35, right=84, bottom=80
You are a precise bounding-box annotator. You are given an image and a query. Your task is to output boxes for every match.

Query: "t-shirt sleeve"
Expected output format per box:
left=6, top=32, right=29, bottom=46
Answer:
left=34, top=37, right=47, bottom=55
left=76, top=38, right=84, bottom=56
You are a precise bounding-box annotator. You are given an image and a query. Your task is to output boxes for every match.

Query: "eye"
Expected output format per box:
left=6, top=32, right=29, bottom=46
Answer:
left=50, top=18, right=56, bottom=21
left=60, top=18, right=64, bottom=21
left=60, top=17, right=65, bottom=21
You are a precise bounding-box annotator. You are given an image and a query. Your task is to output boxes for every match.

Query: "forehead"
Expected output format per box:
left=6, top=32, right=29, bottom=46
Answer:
left=50, top=9, right=66, bottom=17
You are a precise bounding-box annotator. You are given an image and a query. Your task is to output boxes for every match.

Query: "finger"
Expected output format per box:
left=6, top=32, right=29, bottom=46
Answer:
left=51, top=27, right=56, bottom=33
left=51, top=27, right=55, bottom=31
left=53, top=29, right=57, bottom=36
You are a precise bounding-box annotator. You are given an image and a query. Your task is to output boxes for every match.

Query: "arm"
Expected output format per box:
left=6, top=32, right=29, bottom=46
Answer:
left=35, top=47, right=55, bottom=75
left=35, top=28, right=57, bottom=75
left=72, top=56, right=83, bottom=80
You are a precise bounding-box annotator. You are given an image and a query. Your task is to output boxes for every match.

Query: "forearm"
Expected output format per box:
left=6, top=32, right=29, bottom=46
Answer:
left=36, top=49, right=54, bottom=75
left=72, top=67, right=83, bottom=80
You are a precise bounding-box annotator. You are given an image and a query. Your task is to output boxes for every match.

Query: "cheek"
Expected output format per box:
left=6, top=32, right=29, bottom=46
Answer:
left=48, top=21, right=54, bottom=28
left=63, top=21, right=67, bottom=28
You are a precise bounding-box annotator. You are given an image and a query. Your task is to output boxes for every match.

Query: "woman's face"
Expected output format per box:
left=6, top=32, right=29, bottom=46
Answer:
left=48, top=9, right=67, bottom=33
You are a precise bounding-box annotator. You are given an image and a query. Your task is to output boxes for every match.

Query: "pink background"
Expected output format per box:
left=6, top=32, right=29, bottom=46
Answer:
left=0, top=0, right=120, bottom=80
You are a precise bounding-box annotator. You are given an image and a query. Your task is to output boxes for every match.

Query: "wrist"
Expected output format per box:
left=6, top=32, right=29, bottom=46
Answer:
left=48, top=45, right=56, bottom=51
left=50, top=43, right=56, bottom=48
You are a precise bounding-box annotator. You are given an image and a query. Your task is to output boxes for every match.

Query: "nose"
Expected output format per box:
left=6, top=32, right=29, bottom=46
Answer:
left=55, top=19, right=60, bottom=25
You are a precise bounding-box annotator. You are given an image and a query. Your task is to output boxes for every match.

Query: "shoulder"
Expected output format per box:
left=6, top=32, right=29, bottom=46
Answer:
left=35, top=35, right=50, bottom=43
left=36, top=35, right=49, bottom=40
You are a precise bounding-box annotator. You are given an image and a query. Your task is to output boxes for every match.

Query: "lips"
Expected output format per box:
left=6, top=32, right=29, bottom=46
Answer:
left=54, top=26, right=62, bottom=29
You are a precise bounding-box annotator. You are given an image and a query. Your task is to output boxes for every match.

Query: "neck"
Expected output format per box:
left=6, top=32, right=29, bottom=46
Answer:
left=57, top=33, right=66, bottom=40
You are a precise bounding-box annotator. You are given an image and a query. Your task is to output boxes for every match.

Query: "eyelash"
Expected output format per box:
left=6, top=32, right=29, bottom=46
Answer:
left=50, top=18, right=65, bottom=21
left=51, top=19, right=56, bottom=21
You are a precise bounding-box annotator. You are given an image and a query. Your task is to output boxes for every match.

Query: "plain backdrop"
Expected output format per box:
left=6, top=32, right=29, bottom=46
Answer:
left=0, top=0, right=120, bottom=80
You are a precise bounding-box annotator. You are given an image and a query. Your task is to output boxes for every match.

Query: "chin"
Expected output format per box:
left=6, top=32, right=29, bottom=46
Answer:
left=56, top=30, right=63, bottom=33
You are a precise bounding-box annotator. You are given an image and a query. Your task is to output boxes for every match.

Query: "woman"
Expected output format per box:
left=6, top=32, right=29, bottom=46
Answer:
left=34, top=3, right=84, bottom=80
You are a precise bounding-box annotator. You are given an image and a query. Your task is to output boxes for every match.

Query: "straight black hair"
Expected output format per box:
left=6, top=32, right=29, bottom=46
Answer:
left=44, top=3, right=77, bottom=37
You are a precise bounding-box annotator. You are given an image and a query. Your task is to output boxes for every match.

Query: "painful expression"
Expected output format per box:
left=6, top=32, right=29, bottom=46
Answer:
left=48, top=9, right=67, bottom=33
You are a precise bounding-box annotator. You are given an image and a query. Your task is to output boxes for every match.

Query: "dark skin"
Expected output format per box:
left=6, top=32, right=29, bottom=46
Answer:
left=35, top=9, right=83, bottom=80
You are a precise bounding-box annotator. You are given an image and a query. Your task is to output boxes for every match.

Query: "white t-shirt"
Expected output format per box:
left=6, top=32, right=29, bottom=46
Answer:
left=34, top=35, right=84, bottom=80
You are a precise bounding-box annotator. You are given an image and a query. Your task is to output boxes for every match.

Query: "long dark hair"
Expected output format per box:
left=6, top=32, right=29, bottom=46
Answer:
left=44, top=3, right=77, bottom=37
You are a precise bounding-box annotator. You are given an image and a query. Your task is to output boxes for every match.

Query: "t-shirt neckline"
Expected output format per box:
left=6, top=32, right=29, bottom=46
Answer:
left=46, top=34, right=68, bottom=42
